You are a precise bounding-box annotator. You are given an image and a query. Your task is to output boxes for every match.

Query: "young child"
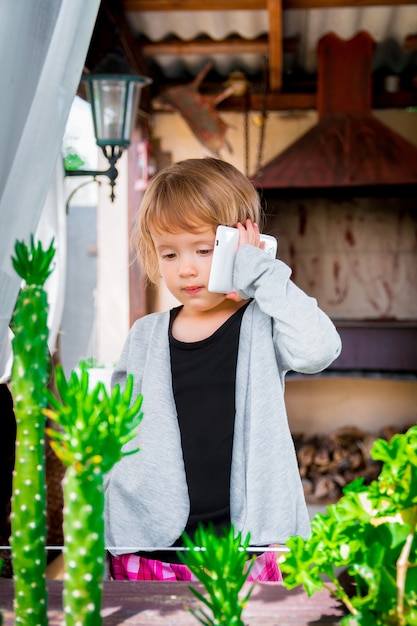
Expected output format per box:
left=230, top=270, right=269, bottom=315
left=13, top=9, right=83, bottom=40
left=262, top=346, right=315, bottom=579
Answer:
left=104, top=157, right=342, bottom=582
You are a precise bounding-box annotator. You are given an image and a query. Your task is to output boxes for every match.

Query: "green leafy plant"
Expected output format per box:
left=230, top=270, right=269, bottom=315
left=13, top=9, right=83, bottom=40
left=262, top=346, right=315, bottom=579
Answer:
left=280, top=424, right=417, bottom=626
left=179, top=523, right=254, bottom=626
left=44, top=363, right=143, bottom=626
left=63, top=151, right=85, bottom=171
left=10, top=236, right=55, bottom=626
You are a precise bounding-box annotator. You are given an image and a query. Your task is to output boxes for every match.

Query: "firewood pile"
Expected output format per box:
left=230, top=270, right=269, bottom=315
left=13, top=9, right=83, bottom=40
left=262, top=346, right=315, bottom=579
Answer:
left=293, top=424, right=411, bottom=504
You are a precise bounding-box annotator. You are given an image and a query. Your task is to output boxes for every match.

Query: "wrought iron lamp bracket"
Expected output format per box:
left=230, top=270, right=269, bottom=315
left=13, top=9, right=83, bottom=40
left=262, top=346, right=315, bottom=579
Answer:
left=64, top=145, right=124, bottom=202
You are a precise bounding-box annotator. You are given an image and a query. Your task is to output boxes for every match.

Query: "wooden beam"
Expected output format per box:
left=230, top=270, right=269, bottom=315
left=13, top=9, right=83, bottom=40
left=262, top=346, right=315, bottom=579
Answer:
left=142, top=36, right=268, bottom=56
left=217, top=91, right=317, bottom=110
left=267, top=0, right=283, bottom=91
left=141, top=35, right=299, bottom=57
left=122, top=1, right=267, bottom=10
left=122, top=0, right=417, bottom=10
left=213, top=88, right=417, bottom=111
left=283, top=0, right=417, bottom=7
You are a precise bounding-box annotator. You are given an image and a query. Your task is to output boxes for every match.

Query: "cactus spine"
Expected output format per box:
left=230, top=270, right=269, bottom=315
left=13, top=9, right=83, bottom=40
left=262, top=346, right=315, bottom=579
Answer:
left=10, top=236, right=55, bottom=626
left=45, top=364, right=143, bottom=626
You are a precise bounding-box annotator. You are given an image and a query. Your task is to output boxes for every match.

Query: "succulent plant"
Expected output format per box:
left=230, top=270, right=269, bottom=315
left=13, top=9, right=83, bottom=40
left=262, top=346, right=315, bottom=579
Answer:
left=10, top=235, right=55, bottom=626
left=280, top=424, right=417, bottom=626
left=179, top=524, right=254, bottom=626
left=45, top=363, right=143, bottom=626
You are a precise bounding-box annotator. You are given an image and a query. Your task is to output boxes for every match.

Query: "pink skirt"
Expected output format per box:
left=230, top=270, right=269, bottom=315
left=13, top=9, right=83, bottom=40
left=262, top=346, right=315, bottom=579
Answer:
left=109, top=550, right=282, bottom=582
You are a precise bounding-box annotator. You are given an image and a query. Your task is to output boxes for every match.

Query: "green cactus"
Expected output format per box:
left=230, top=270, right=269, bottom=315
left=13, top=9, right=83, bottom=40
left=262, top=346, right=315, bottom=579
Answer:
left=10, top=236, right=55, bottom=626
left=45, top=363, right=143, bottom=626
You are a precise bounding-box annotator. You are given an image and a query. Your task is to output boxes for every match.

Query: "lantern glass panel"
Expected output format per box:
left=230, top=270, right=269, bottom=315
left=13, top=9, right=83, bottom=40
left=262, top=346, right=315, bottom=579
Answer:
left=90, top=78, right=129, bottom=146
left=123, top=82, right=142, bottom=143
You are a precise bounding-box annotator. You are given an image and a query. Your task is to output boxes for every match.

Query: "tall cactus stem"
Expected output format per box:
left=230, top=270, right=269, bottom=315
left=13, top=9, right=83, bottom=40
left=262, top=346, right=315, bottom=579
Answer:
left=10, top=236, right=55, bottom=626
left=62, top=468, right=104, bottom=626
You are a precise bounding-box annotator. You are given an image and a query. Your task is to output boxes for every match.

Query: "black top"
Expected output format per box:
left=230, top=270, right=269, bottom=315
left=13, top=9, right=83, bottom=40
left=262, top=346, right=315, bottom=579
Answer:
left=137, top=303, right=248, bottom=563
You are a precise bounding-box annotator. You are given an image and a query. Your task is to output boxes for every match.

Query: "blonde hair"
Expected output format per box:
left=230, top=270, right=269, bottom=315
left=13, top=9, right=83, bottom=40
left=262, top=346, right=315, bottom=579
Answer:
left=134, top=157, right=263, bottom=284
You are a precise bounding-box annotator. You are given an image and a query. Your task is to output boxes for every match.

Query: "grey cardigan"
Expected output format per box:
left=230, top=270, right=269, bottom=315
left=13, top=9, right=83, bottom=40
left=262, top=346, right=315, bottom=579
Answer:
left=105, top=245, right=342, bottom=554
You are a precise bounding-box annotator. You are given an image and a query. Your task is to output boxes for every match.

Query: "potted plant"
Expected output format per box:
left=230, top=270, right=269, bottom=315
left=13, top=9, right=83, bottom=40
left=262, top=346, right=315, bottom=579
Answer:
left=280, top=424, right=417, bottom=625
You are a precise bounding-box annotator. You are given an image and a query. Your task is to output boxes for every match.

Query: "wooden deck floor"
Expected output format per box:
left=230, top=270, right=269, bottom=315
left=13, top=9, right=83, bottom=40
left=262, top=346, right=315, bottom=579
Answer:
left=0, top=579, right=345, bottom=625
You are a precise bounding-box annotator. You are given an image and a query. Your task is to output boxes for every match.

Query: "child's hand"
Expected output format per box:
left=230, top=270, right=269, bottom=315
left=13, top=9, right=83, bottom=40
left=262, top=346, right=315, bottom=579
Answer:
left=236, top=219, right=265, bottom=250
left=225, top=219, right=262, bottom=302
left=225, top=290, right=244, bottom=302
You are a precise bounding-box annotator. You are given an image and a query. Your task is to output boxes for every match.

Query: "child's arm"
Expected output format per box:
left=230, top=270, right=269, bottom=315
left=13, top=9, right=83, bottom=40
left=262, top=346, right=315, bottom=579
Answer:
left=233, top=244, right=342, bottom=374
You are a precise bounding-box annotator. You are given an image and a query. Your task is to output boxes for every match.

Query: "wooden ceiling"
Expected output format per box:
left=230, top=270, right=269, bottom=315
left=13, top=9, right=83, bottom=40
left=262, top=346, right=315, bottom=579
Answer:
left=86, top=0, right=417, bottom=112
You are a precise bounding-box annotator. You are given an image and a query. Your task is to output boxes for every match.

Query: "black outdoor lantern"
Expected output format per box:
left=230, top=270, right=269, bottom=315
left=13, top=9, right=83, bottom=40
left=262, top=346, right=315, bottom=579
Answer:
left=65, top=48, right=152, bottom=202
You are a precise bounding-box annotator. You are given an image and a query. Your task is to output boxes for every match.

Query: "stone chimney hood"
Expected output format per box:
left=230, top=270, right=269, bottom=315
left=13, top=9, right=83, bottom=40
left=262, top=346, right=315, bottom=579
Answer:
left=251, top=32, right=417, bottom=190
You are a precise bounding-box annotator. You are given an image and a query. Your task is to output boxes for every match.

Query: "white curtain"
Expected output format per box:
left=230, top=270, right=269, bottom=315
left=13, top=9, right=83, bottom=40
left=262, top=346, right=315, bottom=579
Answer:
left=0, top=0, right=100, bottom=379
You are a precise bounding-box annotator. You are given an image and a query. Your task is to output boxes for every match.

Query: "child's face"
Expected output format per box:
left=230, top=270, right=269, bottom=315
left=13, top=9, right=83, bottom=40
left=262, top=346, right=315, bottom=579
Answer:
left=151, top=226, right=229, bottom=312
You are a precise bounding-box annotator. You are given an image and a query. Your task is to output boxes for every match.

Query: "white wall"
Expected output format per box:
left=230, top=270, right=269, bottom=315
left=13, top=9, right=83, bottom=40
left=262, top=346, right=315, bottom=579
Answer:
left=96, top=151, right=130, bottom=367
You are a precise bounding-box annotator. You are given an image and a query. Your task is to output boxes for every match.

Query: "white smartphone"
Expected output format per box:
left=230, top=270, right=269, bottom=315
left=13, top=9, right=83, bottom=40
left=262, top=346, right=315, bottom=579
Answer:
left=208, top=225, right=278, bottom=293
